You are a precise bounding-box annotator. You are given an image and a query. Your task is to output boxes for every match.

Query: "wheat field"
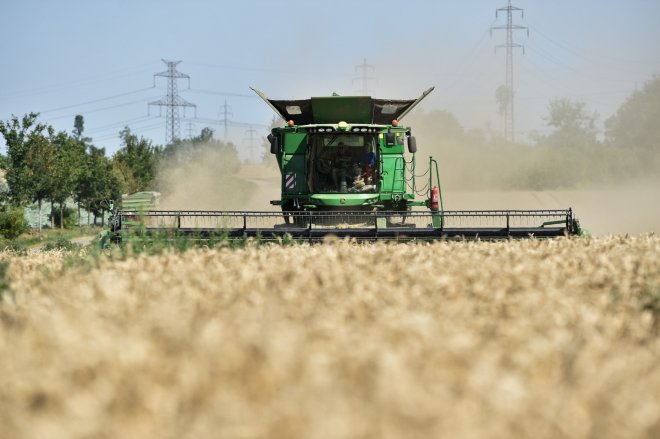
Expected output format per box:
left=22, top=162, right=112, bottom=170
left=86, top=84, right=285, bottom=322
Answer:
left=1, top=236, right=659, bottom=439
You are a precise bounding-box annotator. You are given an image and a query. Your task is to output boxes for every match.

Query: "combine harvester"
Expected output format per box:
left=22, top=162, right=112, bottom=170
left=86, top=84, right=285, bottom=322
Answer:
left=104, top=87, right=583, bottom=243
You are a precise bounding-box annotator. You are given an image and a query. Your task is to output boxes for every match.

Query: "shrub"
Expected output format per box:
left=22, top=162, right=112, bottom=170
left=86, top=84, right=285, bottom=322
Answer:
left=43, top=236, right=79, bottom=251
left=0, top=207, right=29, bottom=240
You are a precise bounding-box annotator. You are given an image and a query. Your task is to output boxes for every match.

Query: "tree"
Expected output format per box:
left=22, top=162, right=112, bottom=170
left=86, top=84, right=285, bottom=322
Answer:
left=536, top=98, right=599, bottom=149
left=605, top=75, right=660, bottom=168
left=69, top=115, right=93, bottom=225
left=73, top=115, right=84, bottom=140
left=113, top=127, right=162, bottom=193
left=77, top=145, right=121, bottom=226
left=155, top=128, right=255, bottom=209
left=0, top=113, right=56, bottom=234
left=50, top=131, right=86, bottom=229
left=0, top=113, right=44, bottom=204
left=161, top=127, right=240, bottom=170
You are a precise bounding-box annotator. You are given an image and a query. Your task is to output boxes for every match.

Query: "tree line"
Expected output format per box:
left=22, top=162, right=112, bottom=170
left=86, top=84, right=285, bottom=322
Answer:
left=0, top=113, right=161, bottom=234
left=0, top=114, right=248, bottom=237
left=409, top=75, right=660, bottom=190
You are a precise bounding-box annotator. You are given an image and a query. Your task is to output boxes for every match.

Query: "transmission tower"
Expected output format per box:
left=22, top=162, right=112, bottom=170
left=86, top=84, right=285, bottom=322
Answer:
left=149, top=59, right=197, bottom=144
left=353, top=58, right=375, bottom=96
left=491, top=1, right=527, bottom=143
left=244, top=126, right=258, bottom=163
left=218, top=99, right=233, bottom=141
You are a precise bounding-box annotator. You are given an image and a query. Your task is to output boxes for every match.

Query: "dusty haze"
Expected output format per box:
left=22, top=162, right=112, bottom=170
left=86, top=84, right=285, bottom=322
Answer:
left=155, top=143, right=258, bottom=211
left=162, top=129, right=660, bottom=236
left=154, top=94, right=660, bottom=236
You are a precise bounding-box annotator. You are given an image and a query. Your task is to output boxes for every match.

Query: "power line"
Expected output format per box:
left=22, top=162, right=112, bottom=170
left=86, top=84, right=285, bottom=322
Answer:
left=186, top=61, right=288, bottom=74
left=491, top=0, right=528, bottom=143
left=86, top=115, right=156, bottom=136
left=187, top=88, right=257, bottom=98
left=92, top=122, right=165, bottom=142
left=186, top=61, right=343, bottom=77
left=193, top=117, right=268, bottom=129
left=45, top=95, right=160, bottom=122
left=0, top=62, right=158, bottom=100
left=148, top=59, right=197, bottom=144
left=39, top=87, right=154, bottom=114
left=93, top=118, right=164, bottom=137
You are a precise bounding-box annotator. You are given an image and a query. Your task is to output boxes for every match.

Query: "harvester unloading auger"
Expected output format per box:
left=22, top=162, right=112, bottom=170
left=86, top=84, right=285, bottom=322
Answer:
left=103, top=87, right=583, bottom=244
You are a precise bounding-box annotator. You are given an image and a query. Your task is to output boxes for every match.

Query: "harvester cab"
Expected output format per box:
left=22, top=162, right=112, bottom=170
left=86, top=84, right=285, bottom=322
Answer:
left=253, top=86, right=434, bottom=214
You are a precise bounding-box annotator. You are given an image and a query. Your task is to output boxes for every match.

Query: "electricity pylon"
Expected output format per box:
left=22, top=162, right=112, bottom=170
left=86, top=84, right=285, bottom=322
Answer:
left=149, top=59, right=197, bottom=144
left=353, top=58, right=375, bottom=96
left=491, top=1, right=527, bottom=143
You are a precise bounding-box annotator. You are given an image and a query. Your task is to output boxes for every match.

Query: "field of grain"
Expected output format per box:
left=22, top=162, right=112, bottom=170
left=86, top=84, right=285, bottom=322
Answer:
left=1, top=236, right=659, bottom=439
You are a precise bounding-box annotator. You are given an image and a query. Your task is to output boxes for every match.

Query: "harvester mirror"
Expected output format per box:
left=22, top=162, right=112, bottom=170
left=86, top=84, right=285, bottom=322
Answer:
left=407, top=136, right=417, bottom=153
left=385, top=132, right=396, bottom=146
left=267, top=134, right=280, bottom=154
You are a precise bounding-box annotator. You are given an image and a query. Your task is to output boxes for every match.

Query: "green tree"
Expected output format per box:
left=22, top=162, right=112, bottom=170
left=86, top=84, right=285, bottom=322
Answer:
left=155, top=128, right=254, bottom=209
left=0, top=113, right=45, bottom=204
left=162, top=127, right=240, bottom=171
left=0, top=113, right=56, bottom=234
left=50, top=131, right=86, bottom=229
left=77, top=146, right=121, bottom=226
left=536, top=98, right=599, bottom=149
left=113, top=127, right=162, bottom=193
left=162, top=126, right=215, bottom=163
left=73, top=114, right=85, bottom=140
left=29, top=134, right=57, bottom=233
left=605, top=75, right=660, bottom=170
left=69, top=115, right=93, bottom=225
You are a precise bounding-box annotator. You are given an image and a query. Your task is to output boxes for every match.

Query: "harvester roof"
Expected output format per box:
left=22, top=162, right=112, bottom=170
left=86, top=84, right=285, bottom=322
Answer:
left=251, top=87, right=435, bottom=126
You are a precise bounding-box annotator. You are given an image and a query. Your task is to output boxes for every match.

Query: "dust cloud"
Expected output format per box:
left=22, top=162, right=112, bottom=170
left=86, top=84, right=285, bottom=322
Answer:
left=155, top=144, right=261, bottom=211
left=154, top=105, right=659, bottom=235
left=404, top=109, right=660, bottom=235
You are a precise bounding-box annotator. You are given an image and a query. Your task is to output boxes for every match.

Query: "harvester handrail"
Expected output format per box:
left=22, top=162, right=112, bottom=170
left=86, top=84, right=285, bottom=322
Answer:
left=110, top=208, right=579, bottom=242
left=117, top=209, right=572, bottom=217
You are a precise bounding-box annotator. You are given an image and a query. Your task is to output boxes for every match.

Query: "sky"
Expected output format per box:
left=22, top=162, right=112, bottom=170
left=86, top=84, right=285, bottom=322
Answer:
left=2, top=0, right=659, bottom=160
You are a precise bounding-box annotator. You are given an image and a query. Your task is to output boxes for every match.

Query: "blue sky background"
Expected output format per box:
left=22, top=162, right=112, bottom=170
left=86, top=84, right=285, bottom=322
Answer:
left=2, top=0, right=659, bottom=159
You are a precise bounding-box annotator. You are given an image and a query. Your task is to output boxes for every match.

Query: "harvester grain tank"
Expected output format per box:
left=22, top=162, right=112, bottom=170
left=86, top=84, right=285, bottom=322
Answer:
left=105, top=88, right=583, bottom=242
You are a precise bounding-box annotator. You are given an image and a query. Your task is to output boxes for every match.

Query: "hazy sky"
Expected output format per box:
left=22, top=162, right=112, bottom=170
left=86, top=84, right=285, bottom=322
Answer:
left=2, top=0, right=659, bottom=159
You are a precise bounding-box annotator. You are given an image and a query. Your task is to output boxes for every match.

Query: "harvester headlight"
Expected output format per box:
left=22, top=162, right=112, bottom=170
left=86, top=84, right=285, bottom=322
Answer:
left=360, top=128, right=367, bottom=132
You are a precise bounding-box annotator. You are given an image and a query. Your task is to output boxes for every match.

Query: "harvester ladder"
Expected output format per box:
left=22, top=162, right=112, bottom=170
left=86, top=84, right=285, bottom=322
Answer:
left=392, top=157, right=407, bottom=193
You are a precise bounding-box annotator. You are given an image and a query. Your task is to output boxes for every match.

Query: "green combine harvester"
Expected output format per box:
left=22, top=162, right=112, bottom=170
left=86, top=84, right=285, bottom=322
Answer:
left=104, top=87, right=583, bottom=243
